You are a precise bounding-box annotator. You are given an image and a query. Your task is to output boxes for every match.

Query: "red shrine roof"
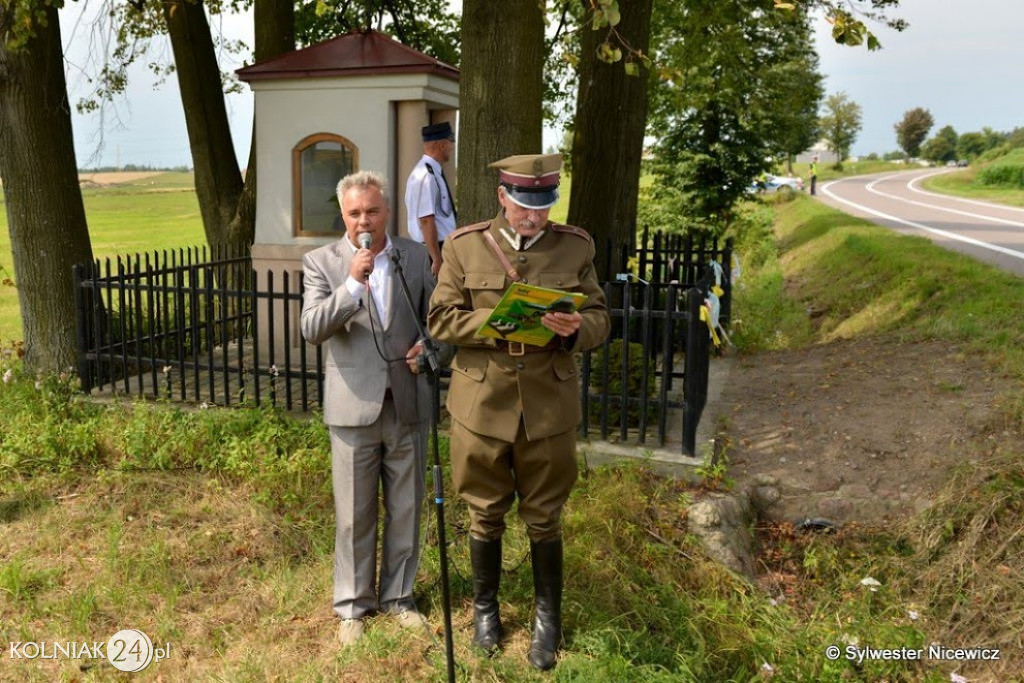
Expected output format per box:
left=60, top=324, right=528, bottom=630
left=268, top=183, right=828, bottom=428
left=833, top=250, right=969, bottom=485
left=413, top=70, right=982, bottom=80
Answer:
left=237, top=29, right=459, bottom=83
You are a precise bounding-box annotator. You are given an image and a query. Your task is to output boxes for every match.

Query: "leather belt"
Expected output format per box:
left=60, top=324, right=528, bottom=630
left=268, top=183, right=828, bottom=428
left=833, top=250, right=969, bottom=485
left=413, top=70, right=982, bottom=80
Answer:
left=492, top=341, right=560, bottom=356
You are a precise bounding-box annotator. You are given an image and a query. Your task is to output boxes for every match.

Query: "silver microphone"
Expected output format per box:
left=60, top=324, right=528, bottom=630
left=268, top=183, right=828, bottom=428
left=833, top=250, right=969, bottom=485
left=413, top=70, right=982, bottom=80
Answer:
left=357, top=233, right=372, bottom=277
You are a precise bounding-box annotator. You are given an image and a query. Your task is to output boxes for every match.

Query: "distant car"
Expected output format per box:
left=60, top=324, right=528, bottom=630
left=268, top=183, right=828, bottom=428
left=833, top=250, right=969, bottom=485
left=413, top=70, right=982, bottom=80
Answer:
left=945, top=160, right=957, bottom=167
left=749, top=173, right=804, bottom=194
left=956, top=159, right=969, bottom=167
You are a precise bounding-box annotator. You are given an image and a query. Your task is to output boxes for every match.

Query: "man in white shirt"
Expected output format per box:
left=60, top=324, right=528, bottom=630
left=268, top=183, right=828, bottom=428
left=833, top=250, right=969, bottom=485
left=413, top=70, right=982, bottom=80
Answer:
left=405, top=122, right=457, bottom=277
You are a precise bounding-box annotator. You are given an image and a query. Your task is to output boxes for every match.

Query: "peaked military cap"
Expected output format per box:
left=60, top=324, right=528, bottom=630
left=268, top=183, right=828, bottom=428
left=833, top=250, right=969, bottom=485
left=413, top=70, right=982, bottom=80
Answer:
left=422, top=122, right=455, bottom=142
left=489, top=153, right=562, bottom=209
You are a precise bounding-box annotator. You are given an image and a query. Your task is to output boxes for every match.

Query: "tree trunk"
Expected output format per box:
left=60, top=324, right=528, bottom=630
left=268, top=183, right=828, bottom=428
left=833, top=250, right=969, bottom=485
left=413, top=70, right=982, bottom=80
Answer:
left=226, top=0, right=295, bottom=248
left=0, top=3, right=95, bottom=372
left=568, top=0, right=653, bottom=279
left=457, top=0, right=544, bottom=224
left=163, top=0, right=245, bottom=253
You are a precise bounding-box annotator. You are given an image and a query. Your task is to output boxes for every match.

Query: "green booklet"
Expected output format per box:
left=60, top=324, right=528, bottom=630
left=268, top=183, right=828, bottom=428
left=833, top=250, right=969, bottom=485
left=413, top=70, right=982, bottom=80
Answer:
left=476, top=282, right=587, bottom=347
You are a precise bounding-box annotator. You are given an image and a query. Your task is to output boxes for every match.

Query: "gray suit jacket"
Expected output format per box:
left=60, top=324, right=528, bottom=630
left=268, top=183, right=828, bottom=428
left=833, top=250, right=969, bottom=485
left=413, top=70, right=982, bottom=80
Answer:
left=301, top=236, right=435, bottom=427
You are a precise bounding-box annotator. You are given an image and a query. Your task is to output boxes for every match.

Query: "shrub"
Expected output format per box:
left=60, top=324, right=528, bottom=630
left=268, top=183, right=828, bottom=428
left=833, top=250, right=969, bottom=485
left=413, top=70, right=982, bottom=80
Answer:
left=977, top=163, right=1024, bottom=188
left=586, top=339, right=659, bottom=430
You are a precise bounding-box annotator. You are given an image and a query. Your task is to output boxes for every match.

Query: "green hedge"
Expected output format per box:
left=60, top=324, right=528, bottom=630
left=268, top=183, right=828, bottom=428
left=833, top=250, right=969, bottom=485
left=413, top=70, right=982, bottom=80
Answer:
left=977, top=163, right=1024, bottom=188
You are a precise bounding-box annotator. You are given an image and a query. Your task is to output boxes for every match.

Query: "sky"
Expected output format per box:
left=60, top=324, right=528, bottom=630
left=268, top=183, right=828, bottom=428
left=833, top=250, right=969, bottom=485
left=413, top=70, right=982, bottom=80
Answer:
left=812, top=0, right=1023, bottom=156
left=60, top=0, right=1023, bottom=168
left=61, top=5, right=255, bottom=169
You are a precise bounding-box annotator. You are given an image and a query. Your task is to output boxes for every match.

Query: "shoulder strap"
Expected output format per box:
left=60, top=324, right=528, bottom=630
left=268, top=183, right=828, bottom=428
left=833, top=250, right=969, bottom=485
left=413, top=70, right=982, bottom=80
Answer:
left=550, top=222, right=593, bottom=242
left=449, top=221, right=490, bottom=240
left=481, top=230, right=522, bottom=282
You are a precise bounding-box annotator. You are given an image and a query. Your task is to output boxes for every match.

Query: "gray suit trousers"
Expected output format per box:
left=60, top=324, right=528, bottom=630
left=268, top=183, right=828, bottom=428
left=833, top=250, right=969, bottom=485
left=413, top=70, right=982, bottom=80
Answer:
left=329, top=399, right=425, bottom=619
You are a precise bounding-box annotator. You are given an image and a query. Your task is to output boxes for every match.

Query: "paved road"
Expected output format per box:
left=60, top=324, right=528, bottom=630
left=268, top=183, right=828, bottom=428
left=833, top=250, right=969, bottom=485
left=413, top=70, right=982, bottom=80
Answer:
left=817, top=168, right=1024, bottom=278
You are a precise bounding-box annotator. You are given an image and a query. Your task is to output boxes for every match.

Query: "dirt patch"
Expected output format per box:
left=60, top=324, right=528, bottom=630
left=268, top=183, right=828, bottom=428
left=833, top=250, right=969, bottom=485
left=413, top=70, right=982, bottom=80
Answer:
left=78, top=171, right=163, bottom=186
left=716, top=338, right=1013, bottom=525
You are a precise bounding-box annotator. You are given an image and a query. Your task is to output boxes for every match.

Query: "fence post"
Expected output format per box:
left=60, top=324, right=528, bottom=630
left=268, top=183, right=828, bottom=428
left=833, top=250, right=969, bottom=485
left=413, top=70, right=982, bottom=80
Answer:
left=72, top=265, right=94, bottom=394
left=721, top=237, right=733, bottom=329
left=682, top=285, right=710, bottom=456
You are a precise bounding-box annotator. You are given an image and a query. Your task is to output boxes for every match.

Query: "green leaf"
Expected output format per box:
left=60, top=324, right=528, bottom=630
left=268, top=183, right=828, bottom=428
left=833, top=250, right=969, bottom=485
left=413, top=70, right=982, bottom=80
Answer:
left=624, top=62, right=639, bottom=77
left=867, top=34, right=882, bottom=51
left=314, top=0, right=330, bottom=18
left=605, top=6, right=621, bottom=27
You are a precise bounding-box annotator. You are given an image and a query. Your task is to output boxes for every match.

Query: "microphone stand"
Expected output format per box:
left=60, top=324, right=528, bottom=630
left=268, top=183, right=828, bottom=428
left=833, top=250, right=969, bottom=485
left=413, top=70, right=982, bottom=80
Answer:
left=391, top=251, right=456, bottom=683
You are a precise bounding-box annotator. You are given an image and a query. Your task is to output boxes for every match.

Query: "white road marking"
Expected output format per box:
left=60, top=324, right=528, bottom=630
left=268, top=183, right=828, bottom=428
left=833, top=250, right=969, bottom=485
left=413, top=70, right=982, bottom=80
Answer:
left=820, top=176, right=1024, bottom=261
left=906, top=169, right=1024, bottom=215
left=863, top=175, right=1024, bottom=230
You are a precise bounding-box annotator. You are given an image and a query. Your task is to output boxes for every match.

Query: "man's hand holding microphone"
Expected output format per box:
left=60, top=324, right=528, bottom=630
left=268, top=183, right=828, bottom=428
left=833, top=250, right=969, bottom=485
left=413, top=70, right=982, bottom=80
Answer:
left=351, top=232, right=374, bottom=283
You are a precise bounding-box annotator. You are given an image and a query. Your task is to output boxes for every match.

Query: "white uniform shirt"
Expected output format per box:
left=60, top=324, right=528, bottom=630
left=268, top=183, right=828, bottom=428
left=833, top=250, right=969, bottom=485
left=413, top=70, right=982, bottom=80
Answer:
left=404, top=154, right=456, bottom=243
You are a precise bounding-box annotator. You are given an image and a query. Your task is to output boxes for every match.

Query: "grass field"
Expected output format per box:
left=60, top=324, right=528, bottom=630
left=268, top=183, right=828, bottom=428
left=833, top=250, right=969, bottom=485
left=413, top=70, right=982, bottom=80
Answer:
left=0, top=172, right=206, bottom=343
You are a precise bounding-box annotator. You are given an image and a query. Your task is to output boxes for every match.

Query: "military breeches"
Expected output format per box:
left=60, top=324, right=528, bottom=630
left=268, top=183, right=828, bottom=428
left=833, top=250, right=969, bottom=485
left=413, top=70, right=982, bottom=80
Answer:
left=449, top=418, right=578, bottom=542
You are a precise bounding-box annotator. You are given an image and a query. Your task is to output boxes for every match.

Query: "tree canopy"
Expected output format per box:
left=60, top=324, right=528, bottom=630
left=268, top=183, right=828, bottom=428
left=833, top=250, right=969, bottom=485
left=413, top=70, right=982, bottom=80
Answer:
left=641, top=0, right=824, bottom=233
left=921, top=124, right=957, bottom=164
left=820, top=91, right=863, bottom=164
left=894, top=107, right=934, bottom=159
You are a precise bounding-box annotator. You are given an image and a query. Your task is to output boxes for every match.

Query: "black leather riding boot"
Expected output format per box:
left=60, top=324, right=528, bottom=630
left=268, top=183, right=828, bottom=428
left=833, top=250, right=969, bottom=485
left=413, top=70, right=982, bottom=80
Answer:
left=470, top=537, right=502, bottom=653
left=528, top=538, right=563, bottom=671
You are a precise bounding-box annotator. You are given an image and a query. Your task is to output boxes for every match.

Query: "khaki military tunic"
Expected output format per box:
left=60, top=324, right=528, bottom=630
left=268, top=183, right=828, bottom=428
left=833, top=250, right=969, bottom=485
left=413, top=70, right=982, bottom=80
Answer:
left=428, top=211, right=611, bottom=540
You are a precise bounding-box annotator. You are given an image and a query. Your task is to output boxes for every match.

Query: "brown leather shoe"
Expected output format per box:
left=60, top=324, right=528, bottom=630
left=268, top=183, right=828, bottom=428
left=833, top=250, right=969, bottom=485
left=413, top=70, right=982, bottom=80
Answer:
left=337, top=619, right=364, bottom=647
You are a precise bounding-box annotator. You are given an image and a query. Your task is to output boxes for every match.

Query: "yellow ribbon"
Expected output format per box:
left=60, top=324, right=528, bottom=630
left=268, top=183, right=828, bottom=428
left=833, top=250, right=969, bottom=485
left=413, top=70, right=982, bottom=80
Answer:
left=700, top=305, right=721, bottom=347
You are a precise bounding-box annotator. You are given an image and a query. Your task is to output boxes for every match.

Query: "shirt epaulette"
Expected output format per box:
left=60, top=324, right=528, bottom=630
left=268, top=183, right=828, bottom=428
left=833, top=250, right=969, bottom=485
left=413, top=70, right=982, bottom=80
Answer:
left=550, top=223, right=592, bottom=241
left=450, top=221, right=491, bottom=239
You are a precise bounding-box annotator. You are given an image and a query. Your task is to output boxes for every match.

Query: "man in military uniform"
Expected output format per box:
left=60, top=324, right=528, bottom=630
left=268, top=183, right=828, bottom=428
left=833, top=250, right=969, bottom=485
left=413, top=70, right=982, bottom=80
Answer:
left=428, top=153, right=610, bottom=670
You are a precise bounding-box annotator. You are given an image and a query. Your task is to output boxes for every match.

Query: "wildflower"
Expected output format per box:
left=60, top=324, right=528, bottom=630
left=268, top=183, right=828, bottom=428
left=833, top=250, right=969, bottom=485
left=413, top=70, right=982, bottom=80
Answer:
left=162, top=365, right=172, bottom=375
left=760, top=662, right=774, bottom=678
left=2, top=369, right=12, bottom=384
left=950, top=673, right=968, bottom=683
left=908, top=610, right=920, bottom=621
left=860, top=577, right=881, bottom=592
left=839, top=633, right=859, bottom=646
left=269, top=364, right=280, bottom=377
left=200, top=402, right=210, bottom=410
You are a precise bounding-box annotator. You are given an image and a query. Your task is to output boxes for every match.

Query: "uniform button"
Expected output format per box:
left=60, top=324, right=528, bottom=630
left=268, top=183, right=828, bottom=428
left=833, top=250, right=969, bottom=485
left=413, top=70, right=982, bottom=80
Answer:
left=515, top=362, right=526, bottom=370
left=521, top=278, right=528, bottom=284
left=517, top=255, right=527, bottom=264
left=481, top=280, right=487, bottom=286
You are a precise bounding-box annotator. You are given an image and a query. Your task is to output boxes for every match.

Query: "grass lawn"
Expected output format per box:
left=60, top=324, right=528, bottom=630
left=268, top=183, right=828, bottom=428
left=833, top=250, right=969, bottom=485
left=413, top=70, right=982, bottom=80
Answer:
left=0, top=174, right=206, bottom=342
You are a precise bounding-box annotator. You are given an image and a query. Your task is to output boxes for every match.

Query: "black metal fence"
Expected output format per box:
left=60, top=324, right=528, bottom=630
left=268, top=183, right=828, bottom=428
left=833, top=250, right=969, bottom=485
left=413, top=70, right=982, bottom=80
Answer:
left=73, top=235, right=731, bottom=454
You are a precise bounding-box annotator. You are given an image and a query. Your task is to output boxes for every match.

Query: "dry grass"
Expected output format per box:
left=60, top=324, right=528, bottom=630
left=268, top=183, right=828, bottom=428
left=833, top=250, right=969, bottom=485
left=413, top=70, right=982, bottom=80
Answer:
left=897, top=445, right=1024, bottom=681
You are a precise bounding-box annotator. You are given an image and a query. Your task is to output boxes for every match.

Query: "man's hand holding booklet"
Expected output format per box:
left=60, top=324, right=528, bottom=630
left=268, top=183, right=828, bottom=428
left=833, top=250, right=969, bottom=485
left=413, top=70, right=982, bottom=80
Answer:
left=476, top=283, right=587, bottom=347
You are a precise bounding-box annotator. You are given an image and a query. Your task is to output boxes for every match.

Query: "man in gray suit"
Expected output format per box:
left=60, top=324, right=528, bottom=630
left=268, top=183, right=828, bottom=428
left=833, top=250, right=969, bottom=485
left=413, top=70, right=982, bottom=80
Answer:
left=301, top=170, right=435, bottom=647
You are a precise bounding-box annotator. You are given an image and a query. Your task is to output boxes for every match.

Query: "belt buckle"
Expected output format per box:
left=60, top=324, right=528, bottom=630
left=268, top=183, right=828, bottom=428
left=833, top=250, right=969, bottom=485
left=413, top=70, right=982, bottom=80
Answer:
left=507, top=341, right=526, bottom=357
